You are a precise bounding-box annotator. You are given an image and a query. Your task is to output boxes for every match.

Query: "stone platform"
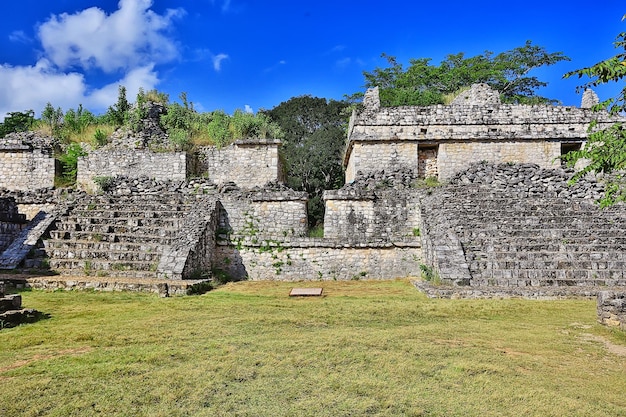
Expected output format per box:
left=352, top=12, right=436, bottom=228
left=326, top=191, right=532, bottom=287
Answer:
left=1, top=274, right=212, bottom=297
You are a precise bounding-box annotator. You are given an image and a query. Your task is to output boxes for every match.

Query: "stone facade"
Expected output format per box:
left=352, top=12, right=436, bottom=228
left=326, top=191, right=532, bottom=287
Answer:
left=200, top=139, right=283, bottom=188
left=214, top=239, right=422, bottom=281
left=77, top=149, right=189, bottom=192
left=218, top=190, right=309, bottom=239
left=344, top=84, right=621, bottom=182
left=323, top=189, right=421, bottom=243
left=0, top=133, right=55, bottom=190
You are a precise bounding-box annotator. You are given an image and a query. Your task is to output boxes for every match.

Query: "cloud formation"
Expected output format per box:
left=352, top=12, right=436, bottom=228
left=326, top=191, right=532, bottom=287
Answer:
left=212, top=53, right=229, bottom=71
left=0, top=0, right=183, bottom=119
left=38, top=0, right=184, bottom=73
left=0, top=60, right=160, bottom=118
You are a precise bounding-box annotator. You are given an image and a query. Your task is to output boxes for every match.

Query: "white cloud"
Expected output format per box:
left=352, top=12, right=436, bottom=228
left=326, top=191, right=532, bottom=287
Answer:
left=87, top=65, right=160, bottom=110
left=0, top=60, right=86, bottom=118
left=212, top=53, right=229, bottom=71
left=9, top=30, right=32, bottom=44
left=0, top=61, right=159, bottom=119
left=0, top=0, right=184, bottom=120
left=38, top=0, right=185, bottom=73
left=244, top=104, right=253, bottom=113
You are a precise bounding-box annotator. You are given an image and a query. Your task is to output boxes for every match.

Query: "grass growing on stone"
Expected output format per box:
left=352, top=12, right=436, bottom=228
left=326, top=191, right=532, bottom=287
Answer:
left=1, top=279, right=626, bottom=416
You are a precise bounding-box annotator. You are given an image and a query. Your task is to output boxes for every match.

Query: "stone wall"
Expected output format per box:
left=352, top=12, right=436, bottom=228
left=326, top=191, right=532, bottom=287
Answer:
left=344, top=84, right=622, bottom=182
left=157, top=197, right=219, bottom=280
left=597, top=291, right=626, bottom=330
left=345, top=142, right=417, bottom=183
left=0, top=135, right=55, bottom=191
left=77, top=149, right=189, bottom=192
left=200, top=139, right=283, bottom=188
left=218, top=190, right=308, bottom=239
left=214, top=239, right=422, bottom=281
left=323, top=189, right=421, bottom=242
left=0, top=197, right=27, bottom=253
left=437, top=140, right=561, bottom=180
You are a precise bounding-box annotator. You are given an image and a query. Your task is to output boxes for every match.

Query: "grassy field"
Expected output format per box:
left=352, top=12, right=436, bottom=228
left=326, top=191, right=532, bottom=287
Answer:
left=1, top=279, right=626, bottom=416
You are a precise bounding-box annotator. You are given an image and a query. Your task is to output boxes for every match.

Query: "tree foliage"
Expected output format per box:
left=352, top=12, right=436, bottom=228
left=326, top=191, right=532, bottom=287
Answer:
left=563, top=17, right=626, bottom=206
left=265, top=96, right=349, bottom=226
left=354, top=41, right=570, bottom=106
left=0, top=110, right=35, bottom=137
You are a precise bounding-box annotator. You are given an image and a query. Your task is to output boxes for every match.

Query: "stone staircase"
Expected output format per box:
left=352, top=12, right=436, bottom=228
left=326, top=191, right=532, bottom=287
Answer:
left=44, top=193, right=210, bottom=279
left=0, top=197, right=27, bottom=253
left=420, top=185, right=626, bottom=288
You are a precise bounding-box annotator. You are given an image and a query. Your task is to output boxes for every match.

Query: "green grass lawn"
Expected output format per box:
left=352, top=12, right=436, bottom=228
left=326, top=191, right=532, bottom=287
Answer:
left=2, top=279, right=626, bottom=417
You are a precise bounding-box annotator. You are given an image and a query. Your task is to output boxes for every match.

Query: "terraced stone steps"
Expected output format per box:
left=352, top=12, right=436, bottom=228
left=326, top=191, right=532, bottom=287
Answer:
left=420, top=184, right=626, bottom=288
left=44, top=194, right=198, bottom=279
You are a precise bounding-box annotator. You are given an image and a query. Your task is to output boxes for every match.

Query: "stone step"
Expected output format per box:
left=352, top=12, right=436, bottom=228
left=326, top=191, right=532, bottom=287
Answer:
left=44, top=239, right=160, bottom=253
left=71, top=208, right=192, bottom=219
left=470, top=269, right=626, bottom=284
left=48, top=230, right=173, bottom=245
left=53, top=223, right=177, bottom=236
left=470, top=276, right=626, bottom=287
left=62, top=216, right=184, bottom=228
left=458, top=228, right=626, bottom=239
left=469, top=258, right=626, bottom=271
left=50, top=267, right=163, bottom=280
left=49, top=259, right=159, bottom=274
left=47, top=248, right=161, bottom=262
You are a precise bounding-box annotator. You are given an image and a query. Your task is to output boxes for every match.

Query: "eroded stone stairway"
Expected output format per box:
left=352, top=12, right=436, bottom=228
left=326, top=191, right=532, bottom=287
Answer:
left=421, top=183, right=626, bottom=288
left=44, top=193, right=218, bottom=279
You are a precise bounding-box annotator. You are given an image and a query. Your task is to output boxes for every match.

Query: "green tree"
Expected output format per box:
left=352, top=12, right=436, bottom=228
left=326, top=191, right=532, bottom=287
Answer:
left=563, top=16, right=626, bottom=206
left=265, top=96, right=349, bottom=226
left=353, top=41, right=570, bottom=106
left=106, top=85, right=130, bottom=126
left=0, top=110, right=35, bottom=137
left=41, top=102, right=64, bottom=135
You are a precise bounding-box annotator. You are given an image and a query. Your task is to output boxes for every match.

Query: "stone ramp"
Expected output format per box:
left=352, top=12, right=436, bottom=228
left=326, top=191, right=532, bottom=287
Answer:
left=0, top=210, right=59, bottom=270
left=44, top=193, right=219, bottom=280
left=419, top=164, right=626, bottom=289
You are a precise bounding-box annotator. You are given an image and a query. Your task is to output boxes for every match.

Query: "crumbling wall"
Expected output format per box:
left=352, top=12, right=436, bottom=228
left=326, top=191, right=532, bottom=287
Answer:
left=77, top=149, right=189, bottom=192
left=437, top=140, right=561, bottom=180
left=0, top=134, right=55, bottom=191
left=200, top=139, right=283, bottom=188
left=345, top=84, right=621, bottom=182
left=218, top=189, right=308, bottom=239
left=345, top=142, right=417, bottom=183
left=598, top=291, right=626, bottom=330
left=323, top=189, right=421, bottom=242
left=0, top=197, right=27, bottom=253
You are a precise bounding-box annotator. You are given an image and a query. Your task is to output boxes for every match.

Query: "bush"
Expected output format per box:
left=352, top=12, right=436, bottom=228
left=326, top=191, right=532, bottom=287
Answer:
left=58, top=143, right=87, bottom=184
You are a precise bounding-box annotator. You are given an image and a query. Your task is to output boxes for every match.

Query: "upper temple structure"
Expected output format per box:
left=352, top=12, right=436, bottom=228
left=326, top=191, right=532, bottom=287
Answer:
left=344, top=84, right=618, bottom=182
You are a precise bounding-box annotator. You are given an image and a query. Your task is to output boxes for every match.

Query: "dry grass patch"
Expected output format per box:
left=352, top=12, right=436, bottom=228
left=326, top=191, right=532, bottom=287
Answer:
left=1, top=280, right=626, bottom=416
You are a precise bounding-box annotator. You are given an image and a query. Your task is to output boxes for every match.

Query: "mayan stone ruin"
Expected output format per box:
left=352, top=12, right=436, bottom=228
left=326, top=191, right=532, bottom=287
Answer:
left=1, top=84, right=626, bottom=325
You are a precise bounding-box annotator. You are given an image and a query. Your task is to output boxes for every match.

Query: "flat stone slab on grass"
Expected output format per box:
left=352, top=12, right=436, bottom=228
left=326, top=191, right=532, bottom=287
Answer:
left=289, top=287, right=323, bottom=297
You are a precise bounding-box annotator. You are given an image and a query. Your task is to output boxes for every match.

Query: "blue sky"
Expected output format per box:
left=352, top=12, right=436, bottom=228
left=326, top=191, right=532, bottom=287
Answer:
left=0, top=0, right=624, bottom=119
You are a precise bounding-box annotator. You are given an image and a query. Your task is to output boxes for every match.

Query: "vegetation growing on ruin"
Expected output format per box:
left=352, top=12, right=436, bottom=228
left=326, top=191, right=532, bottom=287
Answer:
left=1, top=280, right=626, bottom=416
left=563, top=16, right=626, bottom=206
left=349, top=41, right=570, bottom=106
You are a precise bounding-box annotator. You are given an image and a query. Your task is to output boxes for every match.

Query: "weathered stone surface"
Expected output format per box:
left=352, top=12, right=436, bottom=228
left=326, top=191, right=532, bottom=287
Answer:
left=418, top=162, right=626, bottom=289
left=597, top=291, right=626, bottom=329
left=450, top=83, right=501, bottom=106
left=345, top=85, right=623, bottom=182
left=0, top=132, right=56, bottom=191
left=199, top=139, right=284, bottom=189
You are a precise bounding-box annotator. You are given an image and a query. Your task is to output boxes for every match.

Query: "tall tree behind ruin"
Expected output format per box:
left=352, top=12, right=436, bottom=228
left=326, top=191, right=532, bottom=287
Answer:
left=349, top=41, right=570, bottom=106
left=264, top=96, right=349, bottom=227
